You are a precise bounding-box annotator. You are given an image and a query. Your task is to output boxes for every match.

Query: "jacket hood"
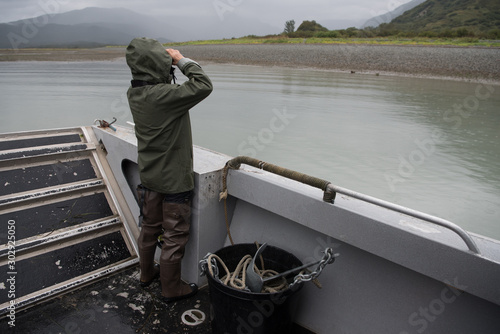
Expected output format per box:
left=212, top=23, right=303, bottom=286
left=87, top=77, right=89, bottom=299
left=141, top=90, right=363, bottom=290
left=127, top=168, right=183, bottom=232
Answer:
left=126, top=37, right=173, bottom=84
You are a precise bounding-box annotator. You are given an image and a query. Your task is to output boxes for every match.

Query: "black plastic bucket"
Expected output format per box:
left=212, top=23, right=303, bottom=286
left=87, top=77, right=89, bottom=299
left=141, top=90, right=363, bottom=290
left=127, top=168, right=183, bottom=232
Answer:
left=206, top=243, right=304, bottom=334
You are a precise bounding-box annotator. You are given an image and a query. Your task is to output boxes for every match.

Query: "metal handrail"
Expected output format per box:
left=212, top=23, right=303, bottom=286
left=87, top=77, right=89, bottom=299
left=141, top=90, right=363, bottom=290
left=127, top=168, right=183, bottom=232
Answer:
left=326, top=184, right=480, bottom=255
left=226, top=156, right=335, bottom=201
left=225, top=156, right=480, bottom=255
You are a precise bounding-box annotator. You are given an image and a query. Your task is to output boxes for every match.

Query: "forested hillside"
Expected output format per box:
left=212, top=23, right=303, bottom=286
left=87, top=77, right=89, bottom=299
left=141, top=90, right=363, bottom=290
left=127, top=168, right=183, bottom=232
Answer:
left=384, top=0, right=500, bottom=35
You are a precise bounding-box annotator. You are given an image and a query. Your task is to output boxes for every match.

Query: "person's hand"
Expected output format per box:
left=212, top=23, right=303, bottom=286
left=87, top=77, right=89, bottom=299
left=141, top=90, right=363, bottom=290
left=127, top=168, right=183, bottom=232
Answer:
left=166, top=49, right=184, bottom=65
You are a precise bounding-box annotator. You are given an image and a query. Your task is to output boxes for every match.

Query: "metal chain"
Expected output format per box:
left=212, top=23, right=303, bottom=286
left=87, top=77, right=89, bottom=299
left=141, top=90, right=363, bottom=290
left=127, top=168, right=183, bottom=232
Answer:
left=291, top=248, right=338, bottom=288
left=199, top=253, right=218, bottom=279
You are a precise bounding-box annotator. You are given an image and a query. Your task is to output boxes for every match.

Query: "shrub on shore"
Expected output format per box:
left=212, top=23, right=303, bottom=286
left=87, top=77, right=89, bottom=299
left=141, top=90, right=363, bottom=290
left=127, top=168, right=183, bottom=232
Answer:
left=283, top=25, right=500, bottom=40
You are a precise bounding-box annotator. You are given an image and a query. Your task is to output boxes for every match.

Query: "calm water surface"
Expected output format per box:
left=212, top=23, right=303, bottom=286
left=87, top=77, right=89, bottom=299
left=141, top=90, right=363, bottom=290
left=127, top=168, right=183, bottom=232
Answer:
left=1, top=60, right=499, bottom=240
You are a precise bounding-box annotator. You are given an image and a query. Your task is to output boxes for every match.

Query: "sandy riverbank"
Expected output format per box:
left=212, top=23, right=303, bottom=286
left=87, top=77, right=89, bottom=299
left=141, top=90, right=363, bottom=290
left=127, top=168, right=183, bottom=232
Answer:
left=1, top=44, right=499, bottom=83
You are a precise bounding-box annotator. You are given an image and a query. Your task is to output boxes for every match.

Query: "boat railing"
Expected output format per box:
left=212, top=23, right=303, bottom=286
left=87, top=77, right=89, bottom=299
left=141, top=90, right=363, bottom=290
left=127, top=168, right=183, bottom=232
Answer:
left=224, top=156, right=480, bottom=255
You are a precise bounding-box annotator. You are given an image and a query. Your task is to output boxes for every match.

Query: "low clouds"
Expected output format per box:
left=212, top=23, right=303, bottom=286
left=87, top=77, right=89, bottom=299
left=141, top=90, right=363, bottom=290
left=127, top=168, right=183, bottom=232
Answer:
left=0, top=0, right=413, bottom=30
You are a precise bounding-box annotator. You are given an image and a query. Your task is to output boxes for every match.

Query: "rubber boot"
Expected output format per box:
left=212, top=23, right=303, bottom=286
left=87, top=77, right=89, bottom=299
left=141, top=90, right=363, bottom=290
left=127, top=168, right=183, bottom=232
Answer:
left=160, top=262, right=198, bottom=302
left=137, top=187, right=163, bottom=285
left=138, top=249, right=159, bottom=287
left=159, top=201, right=197, bottom=302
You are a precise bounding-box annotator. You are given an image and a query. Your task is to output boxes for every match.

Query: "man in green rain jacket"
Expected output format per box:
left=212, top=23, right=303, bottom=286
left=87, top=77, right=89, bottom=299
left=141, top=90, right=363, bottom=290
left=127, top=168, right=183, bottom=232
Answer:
left=126, top=37, right=213, bottom=303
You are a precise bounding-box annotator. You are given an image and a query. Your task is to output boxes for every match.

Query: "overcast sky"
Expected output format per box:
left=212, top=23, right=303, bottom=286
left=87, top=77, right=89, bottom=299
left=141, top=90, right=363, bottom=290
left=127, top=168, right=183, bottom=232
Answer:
left=0, top=0, right=414, bottom=27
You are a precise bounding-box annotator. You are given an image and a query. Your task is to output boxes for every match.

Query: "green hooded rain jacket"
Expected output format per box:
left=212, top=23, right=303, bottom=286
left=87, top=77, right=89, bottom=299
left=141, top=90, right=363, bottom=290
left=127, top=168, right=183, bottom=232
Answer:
left=126, top=38, right=213, bottom=194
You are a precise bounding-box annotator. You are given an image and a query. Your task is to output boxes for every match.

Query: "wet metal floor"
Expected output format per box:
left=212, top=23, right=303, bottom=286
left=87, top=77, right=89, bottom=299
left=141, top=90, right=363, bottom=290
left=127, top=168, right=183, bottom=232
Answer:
left=0, top=266, right=213, bottom=333
left=0, top=265, right=315, bottom=333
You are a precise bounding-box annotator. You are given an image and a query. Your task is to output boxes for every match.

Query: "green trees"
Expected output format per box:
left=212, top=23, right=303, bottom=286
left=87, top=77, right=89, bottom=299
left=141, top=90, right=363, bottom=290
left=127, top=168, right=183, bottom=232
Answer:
left=280, top=15, right=498, bottom=40
left=380, top=0, right=500, bottom=36
left=297, top=20, right=328, bottom=32
left=284, top=20, right=295, bottom=34
left=284, top=20, right=328, bottom=37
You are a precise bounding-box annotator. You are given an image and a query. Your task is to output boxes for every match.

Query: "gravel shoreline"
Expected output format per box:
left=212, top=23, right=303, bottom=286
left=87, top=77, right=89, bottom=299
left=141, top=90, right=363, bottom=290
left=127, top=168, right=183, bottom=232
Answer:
left=177, top=44, right=500, bottom=84
left=1, top=44, right=499, bottom=83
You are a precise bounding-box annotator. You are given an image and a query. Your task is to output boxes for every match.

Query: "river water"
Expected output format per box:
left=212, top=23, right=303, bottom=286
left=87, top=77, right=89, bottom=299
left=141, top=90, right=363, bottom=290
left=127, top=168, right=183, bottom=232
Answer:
left=1, top=60, right=499, bottom=240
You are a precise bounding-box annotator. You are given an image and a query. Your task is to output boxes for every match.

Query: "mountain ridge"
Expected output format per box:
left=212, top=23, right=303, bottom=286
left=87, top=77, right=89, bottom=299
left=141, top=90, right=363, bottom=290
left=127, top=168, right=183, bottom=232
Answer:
left=0, top=7, right=280, bottom=49
left=384, top=0, right=500, bottom=33
left=0, top=7, right=181, bottom=49
left=362, top=0, right=427, bottom=28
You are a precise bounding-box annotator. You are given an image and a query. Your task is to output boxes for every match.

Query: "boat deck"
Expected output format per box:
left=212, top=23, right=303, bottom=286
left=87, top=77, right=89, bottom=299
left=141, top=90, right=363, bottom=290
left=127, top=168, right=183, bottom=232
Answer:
left=0, top=265, right=312, bottom=333
left=0, top=266, right=213, bottom=333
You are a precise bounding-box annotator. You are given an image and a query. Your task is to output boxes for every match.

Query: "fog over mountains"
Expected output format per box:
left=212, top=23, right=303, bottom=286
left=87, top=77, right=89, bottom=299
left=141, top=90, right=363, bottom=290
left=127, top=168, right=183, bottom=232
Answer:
left=0, top=3, right=425, bottom=49
left=361, top=0, right=427, bottom=28
left=0, top=7, right=283, bottom=49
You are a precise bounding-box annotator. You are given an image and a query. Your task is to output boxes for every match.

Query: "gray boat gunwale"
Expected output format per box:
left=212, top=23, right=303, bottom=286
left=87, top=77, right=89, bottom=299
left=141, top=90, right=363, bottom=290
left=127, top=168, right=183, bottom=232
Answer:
left=93, top=124, right=500, bottom=303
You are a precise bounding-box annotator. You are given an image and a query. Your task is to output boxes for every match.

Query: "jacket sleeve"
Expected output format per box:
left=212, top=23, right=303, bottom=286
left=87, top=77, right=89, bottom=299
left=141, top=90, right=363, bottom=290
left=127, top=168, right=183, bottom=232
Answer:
left=153, top=60, right=213, bottom=117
